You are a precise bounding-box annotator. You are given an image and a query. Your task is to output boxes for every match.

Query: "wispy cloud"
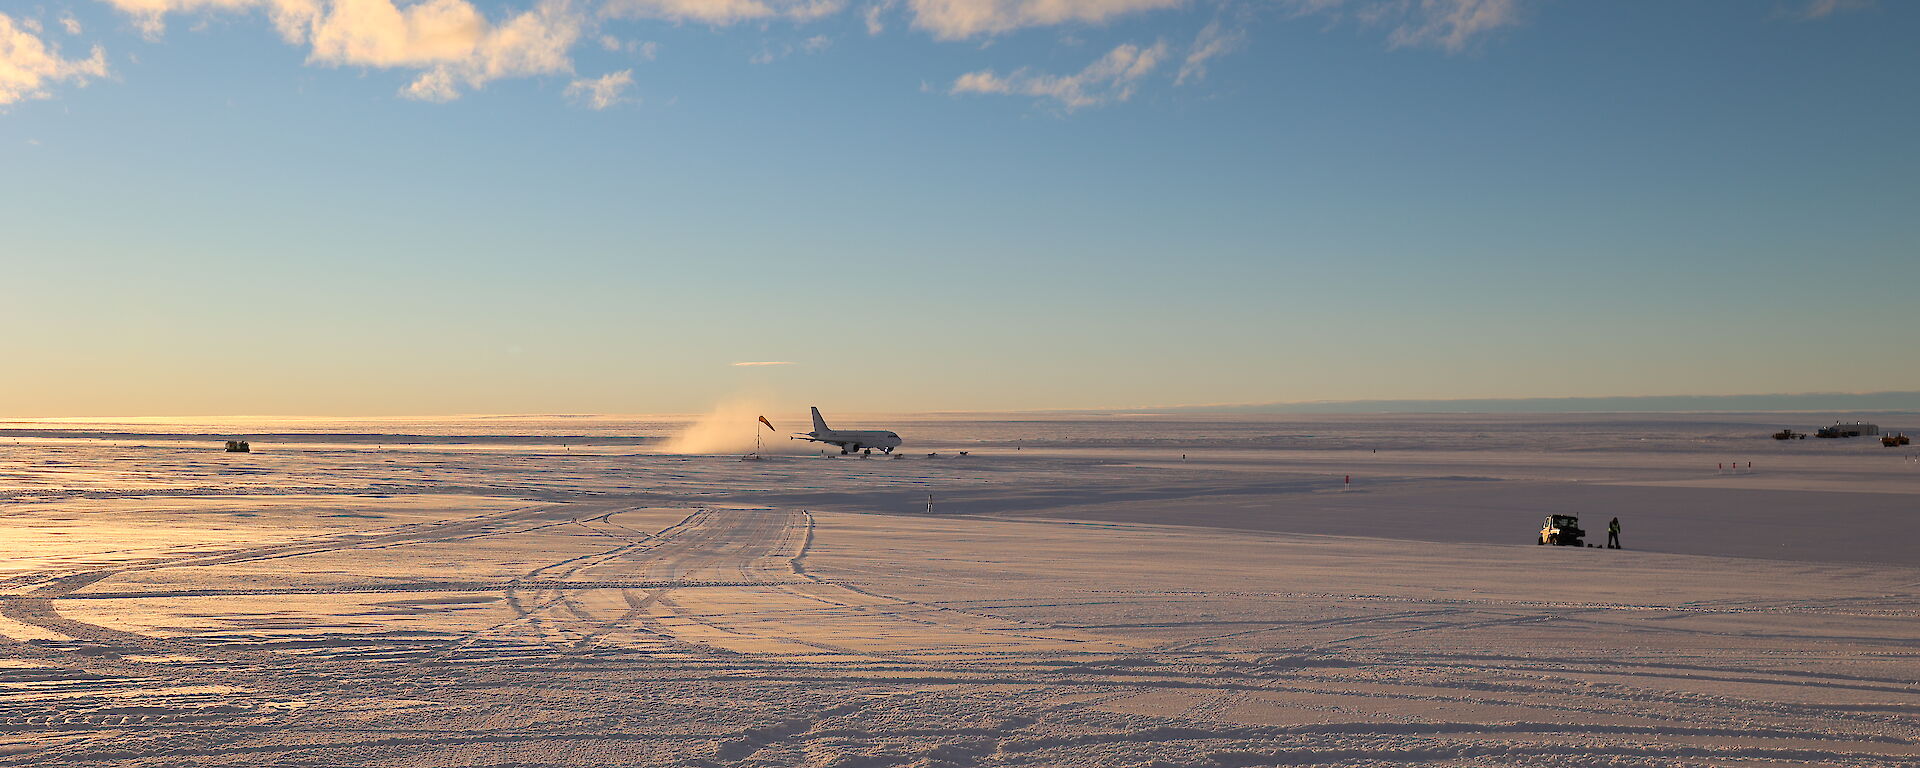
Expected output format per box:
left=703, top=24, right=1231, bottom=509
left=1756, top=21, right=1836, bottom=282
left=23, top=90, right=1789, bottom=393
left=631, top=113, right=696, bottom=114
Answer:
left=1176, top=18, right=1244, bottom=85
left=596, top=0, right=1182, bottom=40
left=0, top=12, right=109, bottom=107
left=53, top=0, right=1586, bottom=112
left=951, top=40, right=1166, bottom=111
left=599, top=35, right=659, bottom=59
left=731, top=361, right=796, bottom=366
left=749, top=34, right=831, bottom=63
left=1282, top=0, right=1522, bottom=53
left=75, top=0, right=1537, bottom=113
left=565, top=68, right=633, bottom=109
left=1387, top=0, right=1520, bottom=52
left=863, top=0, right=895, bottom=34
left=937, top=0, right=1521, bottom=112
left=600, top=0, right=842, bottom=26
left=907, top=0, right=1184, bottom=40
left=102, top=0, right=316, bottom=41
left=1800, top=0, right=1873, bottom=19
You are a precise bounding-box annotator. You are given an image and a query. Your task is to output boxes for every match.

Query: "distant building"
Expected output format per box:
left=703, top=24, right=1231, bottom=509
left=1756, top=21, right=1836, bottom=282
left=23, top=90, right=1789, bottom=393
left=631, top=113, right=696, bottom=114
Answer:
left=1815, top=422, right=1879, bottom=438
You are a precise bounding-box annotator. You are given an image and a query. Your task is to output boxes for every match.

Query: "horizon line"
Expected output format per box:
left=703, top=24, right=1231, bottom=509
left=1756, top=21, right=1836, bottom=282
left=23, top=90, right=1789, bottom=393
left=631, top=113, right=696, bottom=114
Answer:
left=7, top=389, right=1919, bottom=421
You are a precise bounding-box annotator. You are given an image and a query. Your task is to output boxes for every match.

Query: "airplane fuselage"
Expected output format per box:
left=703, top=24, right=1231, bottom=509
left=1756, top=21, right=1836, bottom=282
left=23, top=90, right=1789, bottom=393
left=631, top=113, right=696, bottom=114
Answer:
left=794, top=407, right=902, bottom=454
left=805, top=429, right=902, bottom=454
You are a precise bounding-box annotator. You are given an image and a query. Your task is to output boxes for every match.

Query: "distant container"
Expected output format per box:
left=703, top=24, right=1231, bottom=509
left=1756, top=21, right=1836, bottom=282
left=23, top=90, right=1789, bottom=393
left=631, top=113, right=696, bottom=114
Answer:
left=1815, top=422, right=1879, bottom=438
left=225, top=440, right=251, bottom=452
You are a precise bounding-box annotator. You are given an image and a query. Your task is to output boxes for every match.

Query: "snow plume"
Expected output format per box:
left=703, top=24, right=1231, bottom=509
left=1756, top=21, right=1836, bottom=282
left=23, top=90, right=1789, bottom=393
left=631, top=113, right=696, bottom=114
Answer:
left=661, top=400, right=791, bottom=454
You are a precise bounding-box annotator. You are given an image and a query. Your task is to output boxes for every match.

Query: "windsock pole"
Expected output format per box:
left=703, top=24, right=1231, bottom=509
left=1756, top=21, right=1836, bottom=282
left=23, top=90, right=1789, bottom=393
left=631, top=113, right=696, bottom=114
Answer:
left=754, top=415, right=775, bottom=457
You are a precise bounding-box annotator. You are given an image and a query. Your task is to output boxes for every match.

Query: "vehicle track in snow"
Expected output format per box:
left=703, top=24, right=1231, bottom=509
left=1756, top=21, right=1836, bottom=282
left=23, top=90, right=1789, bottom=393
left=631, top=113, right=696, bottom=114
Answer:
left=4, top=480, right=1916, bottom=767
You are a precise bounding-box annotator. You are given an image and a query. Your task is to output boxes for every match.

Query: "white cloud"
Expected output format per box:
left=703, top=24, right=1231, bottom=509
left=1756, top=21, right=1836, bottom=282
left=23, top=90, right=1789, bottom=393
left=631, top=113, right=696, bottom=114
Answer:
left=565, top=68, right=632, bottom=108
left=59, top=15, right=84, bottom=35
left=0, top=12, right=110, bottom=106
left=97, top=0, right=583, bottom=102
left=1175, top=17, right=1242, bottom=85
left=907, top=0, right=1184, bottom=40
left=599, top=0, right=842, bottom=26
left=951, top=40, right=1166, bottom=110
left=305, top=0, right=488, bottom=67
left=731, top=361, right=795, bottom=366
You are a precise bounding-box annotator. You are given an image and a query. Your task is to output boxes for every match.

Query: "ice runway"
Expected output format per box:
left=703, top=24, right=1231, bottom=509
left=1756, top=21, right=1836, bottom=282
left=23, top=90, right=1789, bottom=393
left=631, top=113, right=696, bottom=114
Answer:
left=1, top=414, right=1917, bottom=766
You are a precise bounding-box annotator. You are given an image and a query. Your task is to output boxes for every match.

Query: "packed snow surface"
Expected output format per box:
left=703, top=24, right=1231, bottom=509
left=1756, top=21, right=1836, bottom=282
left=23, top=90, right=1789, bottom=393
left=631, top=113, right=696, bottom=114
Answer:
left=1, top=412, right=1917, bottom=766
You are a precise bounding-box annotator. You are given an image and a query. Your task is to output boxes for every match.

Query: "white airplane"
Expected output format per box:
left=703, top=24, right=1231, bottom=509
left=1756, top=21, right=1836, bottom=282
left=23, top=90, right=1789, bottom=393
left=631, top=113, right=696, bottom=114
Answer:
left=793, top=407, right=902, bottom=455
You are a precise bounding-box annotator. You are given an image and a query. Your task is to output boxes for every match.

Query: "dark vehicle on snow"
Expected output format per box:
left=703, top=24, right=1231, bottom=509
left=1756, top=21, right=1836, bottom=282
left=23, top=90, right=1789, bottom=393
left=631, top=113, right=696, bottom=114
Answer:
left=1539, top=514, right=1584, bottom=546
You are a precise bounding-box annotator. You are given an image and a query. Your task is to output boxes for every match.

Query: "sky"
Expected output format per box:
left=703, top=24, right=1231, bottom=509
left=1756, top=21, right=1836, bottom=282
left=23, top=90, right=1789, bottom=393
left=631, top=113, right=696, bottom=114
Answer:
left=2, top=0, right=1916, bottom=416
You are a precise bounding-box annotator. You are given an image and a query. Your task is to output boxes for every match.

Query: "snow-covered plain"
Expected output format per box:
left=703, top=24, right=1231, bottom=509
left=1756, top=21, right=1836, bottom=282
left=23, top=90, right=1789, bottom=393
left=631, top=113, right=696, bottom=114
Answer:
left=1, top=413, right=1917, bottom=766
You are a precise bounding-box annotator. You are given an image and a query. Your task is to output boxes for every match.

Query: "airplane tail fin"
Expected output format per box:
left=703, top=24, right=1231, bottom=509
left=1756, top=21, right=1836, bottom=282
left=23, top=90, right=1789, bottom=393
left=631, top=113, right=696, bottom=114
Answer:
left=810, top=407, right=830, bottom=434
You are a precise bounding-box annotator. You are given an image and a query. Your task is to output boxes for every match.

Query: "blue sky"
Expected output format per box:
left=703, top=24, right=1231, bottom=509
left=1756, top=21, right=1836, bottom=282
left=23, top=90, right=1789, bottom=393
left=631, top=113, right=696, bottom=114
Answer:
left=2, top=0, right=1916, bottom=416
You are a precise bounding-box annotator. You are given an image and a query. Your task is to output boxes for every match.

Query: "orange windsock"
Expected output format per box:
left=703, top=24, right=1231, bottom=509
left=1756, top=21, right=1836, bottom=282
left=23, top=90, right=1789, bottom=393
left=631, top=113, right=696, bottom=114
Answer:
left=758, top=415, right=775, bottom=431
